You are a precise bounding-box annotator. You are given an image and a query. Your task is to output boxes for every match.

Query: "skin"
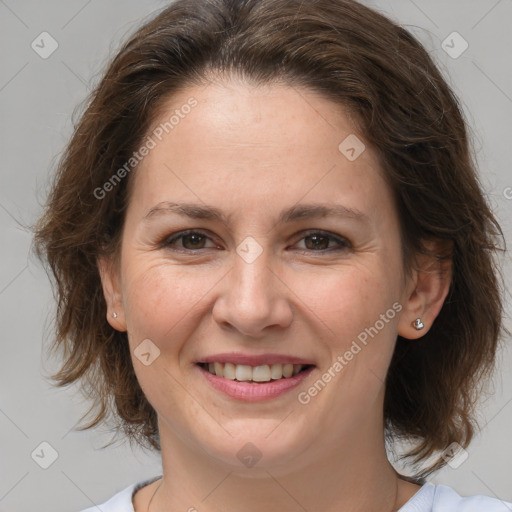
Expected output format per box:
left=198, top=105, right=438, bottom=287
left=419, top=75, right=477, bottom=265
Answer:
left=98, top=78, right=451, bottom=512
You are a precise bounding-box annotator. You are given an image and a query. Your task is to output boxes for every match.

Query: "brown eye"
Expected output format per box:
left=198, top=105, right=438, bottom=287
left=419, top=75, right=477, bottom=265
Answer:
left=180, top=233, right=207, bottom=250
left=163, top=230, right=217, bottom=252
left=294, top=231, right=351, bottom=253
left=304, top=234, right=330, bottom=250
left=161, top=229, right=351, bottom=254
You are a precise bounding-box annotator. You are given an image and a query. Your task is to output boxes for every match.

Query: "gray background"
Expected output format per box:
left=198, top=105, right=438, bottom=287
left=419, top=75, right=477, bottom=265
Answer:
left=0, top=1, right=511, bottom=511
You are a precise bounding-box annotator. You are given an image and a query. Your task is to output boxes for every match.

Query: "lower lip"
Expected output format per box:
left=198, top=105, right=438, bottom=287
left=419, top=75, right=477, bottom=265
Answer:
left=197, top=364, right=315, bottom=402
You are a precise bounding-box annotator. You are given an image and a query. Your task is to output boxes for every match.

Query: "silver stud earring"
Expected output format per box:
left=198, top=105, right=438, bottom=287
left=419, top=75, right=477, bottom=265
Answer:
left=112, top=312, right=118, bottom=319
left=413, top=317, right=424, bottom=330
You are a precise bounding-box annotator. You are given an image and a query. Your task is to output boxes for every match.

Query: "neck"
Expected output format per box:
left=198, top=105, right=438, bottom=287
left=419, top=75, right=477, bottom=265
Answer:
left=148, top=417, right=415, bottom=512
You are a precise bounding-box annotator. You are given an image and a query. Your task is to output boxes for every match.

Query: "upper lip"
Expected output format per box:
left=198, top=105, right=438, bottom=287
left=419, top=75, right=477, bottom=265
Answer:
left=197, top=353, right=315, bottom=366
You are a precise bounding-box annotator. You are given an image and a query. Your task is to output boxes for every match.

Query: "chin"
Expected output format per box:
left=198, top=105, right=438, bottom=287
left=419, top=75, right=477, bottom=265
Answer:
left=193, top=419, right=314, bottom=472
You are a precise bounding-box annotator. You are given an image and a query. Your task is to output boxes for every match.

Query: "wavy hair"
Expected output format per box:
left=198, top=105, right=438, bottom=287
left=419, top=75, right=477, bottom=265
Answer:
left=32, top=0, right=507, bottom=478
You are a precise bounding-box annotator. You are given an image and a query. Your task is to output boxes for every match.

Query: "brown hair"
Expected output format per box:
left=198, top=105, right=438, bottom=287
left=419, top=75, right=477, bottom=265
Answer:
left=32, top=0, right=507, bottom=477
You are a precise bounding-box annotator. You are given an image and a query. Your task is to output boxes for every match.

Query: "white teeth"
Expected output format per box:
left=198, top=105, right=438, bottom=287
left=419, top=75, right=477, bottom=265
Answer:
left=252, top=365, right=271, bottom=382
left=235, top=364, right=253, bottom=381
left=282, top=363, right=293, bottom=378
left=270, top=363, right=282, bottom=379
left=223, top=362, right=236, bottom=380
left=214, top=362, right=224, bottom=378
left=203, top=362, right=305, bottom=381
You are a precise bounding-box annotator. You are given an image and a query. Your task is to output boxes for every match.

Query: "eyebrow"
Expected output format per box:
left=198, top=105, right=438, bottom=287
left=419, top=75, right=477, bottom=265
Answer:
left=143, top=201, right=370, bottom=225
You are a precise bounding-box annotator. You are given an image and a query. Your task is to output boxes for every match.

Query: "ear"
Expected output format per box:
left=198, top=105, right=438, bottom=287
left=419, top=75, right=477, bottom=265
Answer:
left=397, top=239, right=452, bottom=339
left=97, top=254, right=127, bottom=332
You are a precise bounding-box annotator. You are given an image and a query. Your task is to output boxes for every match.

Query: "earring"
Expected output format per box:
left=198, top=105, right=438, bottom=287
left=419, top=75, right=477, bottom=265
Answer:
left=112, top=312, right=118, bottom=319
left=413, top=317, right=424, bottom=330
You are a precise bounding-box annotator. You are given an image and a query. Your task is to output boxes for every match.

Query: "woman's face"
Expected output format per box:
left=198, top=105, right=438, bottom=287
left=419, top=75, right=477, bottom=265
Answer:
left=101, top=79, right=420, bottom=471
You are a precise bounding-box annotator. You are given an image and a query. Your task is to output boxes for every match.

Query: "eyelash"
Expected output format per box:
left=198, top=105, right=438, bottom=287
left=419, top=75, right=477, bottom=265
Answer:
left=161, top=229, right=352, bottom=254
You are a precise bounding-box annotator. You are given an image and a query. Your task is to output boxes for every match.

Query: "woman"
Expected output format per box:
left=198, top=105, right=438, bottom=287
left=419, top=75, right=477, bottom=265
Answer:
left=33, top=0, right=511, bottom=510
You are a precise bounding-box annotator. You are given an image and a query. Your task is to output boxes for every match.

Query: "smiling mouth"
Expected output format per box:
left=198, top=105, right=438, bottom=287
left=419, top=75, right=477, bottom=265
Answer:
left=197, top=362, right=314, bottom=382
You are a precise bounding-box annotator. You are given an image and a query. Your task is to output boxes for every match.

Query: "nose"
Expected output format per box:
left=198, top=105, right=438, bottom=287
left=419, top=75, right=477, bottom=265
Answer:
left=211, top=245, right=293, bottom=338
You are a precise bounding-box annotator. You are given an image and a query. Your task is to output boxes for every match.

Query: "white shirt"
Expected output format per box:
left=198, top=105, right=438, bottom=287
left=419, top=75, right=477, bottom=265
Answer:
left=79, top=476, right=512, bottom=512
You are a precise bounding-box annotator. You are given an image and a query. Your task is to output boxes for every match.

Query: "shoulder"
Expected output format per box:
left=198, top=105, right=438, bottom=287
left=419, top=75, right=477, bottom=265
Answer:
left=77, top=483, right=136, bottom=512
left=76, top=476, right=162, bottom=512
left=399, top=481, right=512, bottom=512
left=433, top=484, right=512, bottom=512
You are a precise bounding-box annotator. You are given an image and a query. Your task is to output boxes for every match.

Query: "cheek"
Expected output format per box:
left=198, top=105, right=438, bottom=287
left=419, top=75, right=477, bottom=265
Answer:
left=121, top=259, right=222, bottom=346
left=307, top=266, right=401, bottom=390
left=301, top=266, right=393, bottom=341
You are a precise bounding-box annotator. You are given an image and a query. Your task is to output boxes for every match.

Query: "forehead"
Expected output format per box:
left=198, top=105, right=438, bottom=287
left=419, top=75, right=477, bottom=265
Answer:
left=127, top=80, right=394, bottom=226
